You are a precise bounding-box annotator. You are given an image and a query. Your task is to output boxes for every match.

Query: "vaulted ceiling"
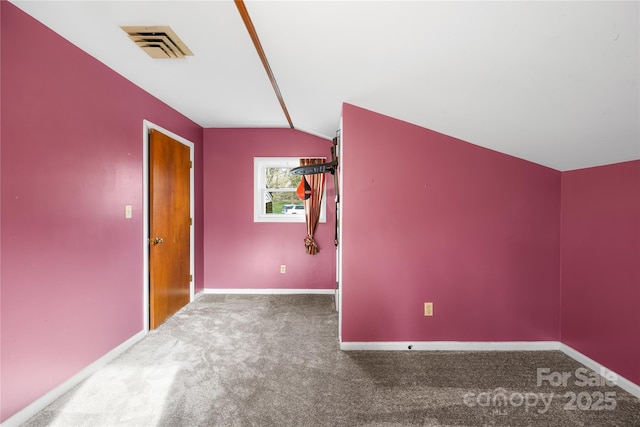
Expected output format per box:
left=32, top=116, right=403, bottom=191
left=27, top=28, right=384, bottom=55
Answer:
left=9, top=0, right=639, bottom=171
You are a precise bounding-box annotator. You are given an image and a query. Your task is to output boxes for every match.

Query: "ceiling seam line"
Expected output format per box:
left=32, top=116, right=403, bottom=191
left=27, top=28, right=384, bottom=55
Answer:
left=234, top=0, right=294, bottom=129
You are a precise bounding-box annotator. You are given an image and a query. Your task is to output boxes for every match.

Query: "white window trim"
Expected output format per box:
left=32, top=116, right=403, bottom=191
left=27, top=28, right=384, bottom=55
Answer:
left=254, top=157, right=327, bottom=223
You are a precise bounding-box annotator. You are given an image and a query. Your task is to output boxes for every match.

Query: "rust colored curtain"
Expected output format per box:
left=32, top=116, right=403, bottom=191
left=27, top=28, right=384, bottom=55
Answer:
left=299, top=158, right=326, bottom=255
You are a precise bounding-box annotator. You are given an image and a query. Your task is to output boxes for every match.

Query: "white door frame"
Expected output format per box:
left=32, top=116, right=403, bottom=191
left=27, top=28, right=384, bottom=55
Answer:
left=142, top=120, right=195, bottom=331
left=336, top=119, right=344, bottom=343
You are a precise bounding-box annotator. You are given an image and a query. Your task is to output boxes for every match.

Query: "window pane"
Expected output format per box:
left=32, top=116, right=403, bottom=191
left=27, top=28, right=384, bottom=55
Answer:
left=265, top=191, right=302, bottom=215
left=265, top=167, right=301, bottom=190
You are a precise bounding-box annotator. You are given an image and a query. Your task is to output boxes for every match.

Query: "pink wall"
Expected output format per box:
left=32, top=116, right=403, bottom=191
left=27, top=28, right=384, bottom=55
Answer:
left=0, top=3, right=203, bottom=421
left=203, top=128, right=335, bottom=290
left=341, top=104, right=561, bottom=342
left=561, top=160, right=640, bottom=385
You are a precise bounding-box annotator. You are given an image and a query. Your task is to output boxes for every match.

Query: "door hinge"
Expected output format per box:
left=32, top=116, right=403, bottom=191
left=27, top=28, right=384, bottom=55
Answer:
left=190, top=217, right=193, bottom=226
left=189, top=274, right=193, bottom=282
left=190, top=160, right=193, bottom=168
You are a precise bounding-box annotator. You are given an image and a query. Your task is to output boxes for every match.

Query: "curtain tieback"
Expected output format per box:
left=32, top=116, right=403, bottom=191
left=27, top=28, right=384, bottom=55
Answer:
left=304, top=235, right=319, bottom=254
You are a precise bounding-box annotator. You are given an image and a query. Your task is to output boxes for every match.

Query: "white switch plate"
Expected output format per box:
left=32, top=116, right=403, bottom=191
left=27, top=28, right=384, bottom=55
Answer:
left=280, top=265, right=286, bottom=274
left=125, top=205, right=132, bottom=219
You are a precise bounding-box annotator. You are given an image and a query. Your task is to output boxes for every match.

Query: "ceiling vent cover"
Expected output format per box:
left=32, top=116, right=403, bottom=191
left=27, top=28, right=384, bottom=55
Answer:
left=121, top=26, right=193, bottom=59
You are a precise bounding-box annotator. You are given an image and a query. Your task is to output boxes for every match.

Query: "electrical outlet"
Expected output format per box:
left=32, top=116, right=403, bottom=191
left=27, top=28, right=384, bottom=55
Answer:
left=280, top=265, right=286, bottom=274
left=125, top=205, right=132, bottom=219
left=424, top=302, right=433, bottom=317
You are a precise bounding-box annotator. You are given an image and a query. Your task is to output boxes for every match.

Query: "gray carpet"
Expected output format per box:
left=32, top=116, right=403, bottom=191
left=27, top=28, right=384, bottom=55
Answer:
left=23, top=294, right=640, bottom=426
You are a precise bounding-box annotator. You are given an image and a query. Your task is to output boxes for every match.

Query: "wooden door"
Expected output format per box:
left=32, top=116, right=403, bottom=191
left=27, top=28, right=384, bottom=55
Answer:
left=149, top=129, right=191, bottom=329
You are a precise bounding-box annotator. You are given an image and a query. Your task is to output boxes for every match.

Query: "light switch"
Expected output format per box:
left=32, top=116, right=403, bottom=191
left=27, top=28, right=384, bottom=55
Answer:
left=125, top=205, right=133, bottom=219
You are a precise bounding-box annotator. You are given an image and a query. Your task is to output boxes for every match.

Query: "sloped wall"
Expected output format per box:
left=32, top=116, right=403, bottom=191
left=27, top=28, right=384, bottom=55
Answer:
left=340, top=104, right=561, bottom=342
left=1, top=3, right=203, bottom=421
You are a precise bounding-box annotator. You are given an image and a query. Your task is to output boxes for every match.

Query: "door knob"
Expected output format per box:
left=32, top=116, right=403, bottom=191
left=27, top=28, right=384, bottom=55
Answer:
left=154, top=237, right=164, bottom=244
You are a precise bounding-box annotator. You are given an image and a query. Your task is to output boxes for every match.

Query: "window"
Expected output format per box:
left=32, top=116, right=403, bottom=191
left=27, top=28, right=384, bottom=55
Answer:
left=254, top=157, right=326, bottom=223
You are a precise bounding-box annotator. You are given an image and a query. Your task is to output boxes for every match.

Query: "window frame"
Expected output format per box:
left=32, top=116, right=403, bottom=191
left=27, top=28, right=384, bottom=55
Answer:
left=253, top=157, right=327, bottom=223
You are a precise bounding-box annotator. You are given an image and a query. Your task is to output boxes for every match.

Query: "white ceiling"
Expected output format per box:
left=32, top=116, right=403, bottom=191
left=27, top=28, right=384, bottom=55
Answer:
left=9, top=0, right=639, bottom=171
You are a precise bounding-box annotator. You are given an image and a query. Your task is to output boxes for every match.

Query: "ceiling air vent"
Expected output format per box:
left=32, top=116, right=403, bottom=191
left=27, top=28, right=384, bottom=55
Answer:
left=121, top=26, right=193, bottom=59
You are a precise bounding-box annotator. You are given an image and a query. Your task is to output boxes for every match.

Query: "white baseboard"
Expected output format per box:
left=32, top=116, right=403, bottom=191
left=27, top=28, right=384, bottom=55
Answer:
left=340, top=341, right=561, bottom=351
left=202, top=288, right=334, bottom=295
left=560, top=343, right=640, bottom=400
left=1, top=330, right=146, bottom=427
